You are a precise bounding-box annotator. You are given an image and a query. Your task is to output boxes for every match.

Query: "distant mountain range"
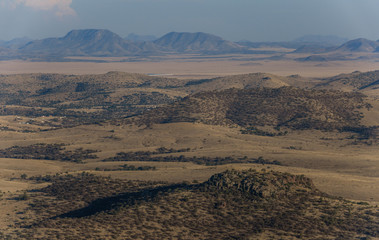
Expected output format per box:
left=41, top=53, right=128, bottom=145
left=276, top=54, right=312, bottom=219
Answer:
left=2, top=29, right=249, bottom=60
left=2, top=29, right=379, bottom=61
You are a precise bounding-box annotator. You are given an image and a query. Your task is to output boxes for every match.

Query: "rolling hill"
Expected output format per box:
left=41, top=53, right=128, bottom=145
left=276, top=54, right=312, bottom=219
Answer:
left=0, top=72, right=185, bottom=127
left=336, top=38, right=379, bottom=52
left=315, top=70, right=379, bottom=92
left=1, top=71, right=377, bottom=132
left=181, top=73, right=291, bottom=93
left=134, top=87, right=370, bottom=131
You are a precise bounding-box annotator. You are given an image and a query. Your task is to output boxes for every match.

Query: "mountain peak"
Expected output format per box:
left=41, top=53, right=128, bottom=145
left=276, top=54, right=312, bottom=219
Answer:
left=154, top=32, right=244, bottom=53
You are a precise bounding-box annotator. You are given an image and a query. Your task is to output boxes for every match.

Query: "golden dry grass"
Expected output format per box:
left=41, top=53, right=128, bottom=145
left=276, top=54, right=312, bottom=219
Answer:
left=0, top=121, right=378, bottom=203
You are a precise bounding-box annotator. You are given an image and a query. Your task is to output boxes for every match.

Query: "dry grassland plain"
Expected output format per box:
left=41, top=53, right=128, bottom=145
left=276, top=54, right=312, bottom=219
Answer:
left=0, top=115, right=378, bottom=203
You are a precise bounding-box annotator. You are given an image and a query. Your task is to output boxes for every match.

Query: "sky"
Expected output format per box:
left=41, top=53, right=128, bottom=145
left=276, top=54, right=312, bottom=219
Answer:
left=1, top=0, right=379, bottom=42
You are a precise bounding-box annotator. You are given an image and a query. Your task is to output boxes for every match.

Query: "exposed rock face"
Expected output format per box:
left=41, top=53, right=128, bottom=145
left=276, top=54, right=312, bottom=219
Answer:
left=203, top=169, right=315, bottom=198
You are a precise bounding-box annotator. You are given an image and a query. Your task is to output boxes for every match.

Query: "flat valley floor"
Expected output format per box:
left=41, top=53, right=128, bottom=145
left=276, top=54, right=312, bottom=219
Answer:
left=3, top=55, right=379, bottom=78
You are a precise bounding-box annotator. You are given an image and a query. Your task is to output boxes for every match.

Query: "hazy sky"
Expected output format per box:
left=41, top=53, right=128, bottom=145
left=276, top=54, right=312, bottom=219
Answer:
left=1, top=0, right=379, bottom=41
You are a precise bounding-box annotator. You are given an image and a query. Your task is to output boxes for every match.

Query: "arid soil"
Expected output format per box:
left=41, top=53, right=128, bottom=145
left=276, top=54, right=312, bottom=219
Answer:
left=0, top=65, right=378, bottom=239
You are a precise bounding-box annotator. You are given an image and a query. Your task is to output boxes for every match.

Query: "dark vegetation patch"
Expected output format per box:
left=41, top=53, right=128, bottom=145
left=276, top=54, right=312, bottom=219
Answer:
left=33, top=172, right=166, bottom=203
left=0, top=126, right=17, bottom=131
left=0, top=102, right=164, bottom=129
left=0, top=143, right=98, bottom=163
left=120, top=92, right=174, bottom=105
left=241, top=126, right=289, bottom=136
left=9, top=170, right=379, bottom=239
left=184, top=78, right=215, bottom=86
left=95, top=164, right=157, bottom=171
left=104, top=146, right=191, bottom=157
left=342, top=126, right=379, bottom=139
left=101, top=148, right=281, bottom=166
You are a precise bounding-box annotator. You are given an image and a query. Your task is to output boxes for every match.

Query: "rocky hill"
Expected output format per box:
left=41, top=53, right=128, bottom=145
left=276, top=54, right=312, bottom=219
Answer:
left=9, top=170, right=378, bottom=239
left=135, top=87, right=370, bottom=131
